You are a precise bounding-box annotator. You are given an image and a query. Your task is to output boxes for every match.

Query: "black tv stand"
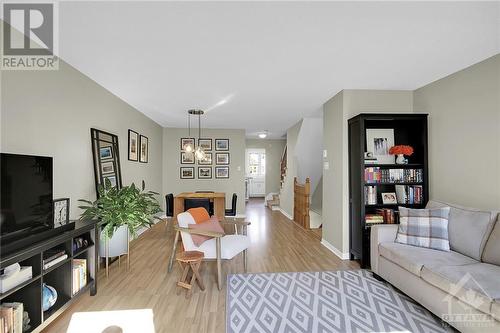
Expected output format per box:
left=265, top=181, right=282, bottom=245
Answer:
left=0, top=220, right=100, bottom=332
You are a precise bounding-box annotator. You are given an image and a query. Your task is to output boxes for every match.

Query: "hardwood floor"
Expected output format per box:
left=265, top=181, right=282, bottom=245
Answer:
left=44, top=199, right=359, bottom=333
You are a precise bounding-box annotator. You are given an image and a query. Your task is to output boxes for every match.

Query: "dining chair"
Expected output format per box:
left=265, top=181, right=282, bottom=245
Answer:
left=167, top=210, right=250, bottom=290
left=184, top=198, right=212, bottom=215
left=165, top=193, right=174, bottom=218
left=225, top=193, right=237, bottom=217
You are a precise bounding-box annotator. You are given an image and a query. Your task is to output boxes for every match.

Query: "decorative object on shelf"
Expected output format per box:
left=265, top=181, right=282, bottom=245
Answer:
left=90, top=128, right=123, bottom=194
left=198, top=152, right=212, bottom=165
left=78, top=180, right=161, bottom=276
left=198, top=167, right=212, bottom=179
left=389, top=145, right=414, bottom=164
left=215, top=139, right=229, bottom=151
left=53, top=198, right=70, bottom=228
left=99, top=146, right=113, bottom=161
left=0, top=263, right=32, bottom=293
left=381, top=192, right=398, bottom=204
left=215, top=152, right=230, bottom=165
left=128, top=130, right=139, bottom=161
left=215, top=166, right=229, bottom=179
left=180, top=167, right=195, bottom=179
left=364, top=151, right=377, bottom=164
left=139, top=135, right=148, bottom=163
left=366, top=129, right=395, bottom=164
left=181, top=152, right=195, bottom=164
left=198, top=138, right=212, bottom=151
left=42, top=283, right=57, bottom=311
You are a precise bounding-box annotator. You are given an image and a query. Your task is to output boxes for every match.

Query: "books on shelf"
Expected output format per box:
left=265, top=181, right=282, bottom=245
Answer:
left=42, top=250, right=66, bottom=266
left=364, top=186, right=377, bottom=205
left=365, top=214, right=384, bottom=224
left=0, top=302, right=23, bottom=333
left=376, top=208, right=396, bottom=224
left=43, top=254, right=68, bottom=270
left=395, top=185, right=423, bottom=204
left=365, top=167, right=423, bottom=183
left=72, top=259, right=87, bottom=295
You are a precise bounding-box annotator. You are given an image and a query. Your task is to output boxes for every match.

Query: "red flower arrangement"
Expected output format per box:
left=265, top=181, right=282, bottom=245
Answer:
left=389, top=145, right=414, bottom=156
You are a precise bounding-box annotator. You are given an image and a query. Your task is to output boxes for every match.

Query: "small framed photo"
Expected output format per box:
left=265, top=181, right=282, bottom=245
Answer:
left=382, top=192, right=398, bottom=204
left=198, top=152, right=212, bottom=165
left=198, top=167, right=212, bottom=179
left=366, top=129, right=395, bottom=165
left=180, top=167, right=195, bottom=179
left=140, top=135, right=148, bottom=163
left=198, top=138, right=212, bottom=151
left=103, top=174, right=117, bottom=188
left=100, top=146, right=113, bottom=160
left=181, top=138, right=195, bottom=151
left=128, top=130, right=139, bottom=161
left=53, top=198, right=70, bottom=228
left=215, top=139, right=229, bottom=151
left=215, top=166, right=229, bottom=179
left=181, top=152, right=195, bottom=164
left=101, top=161, right=115, bottom=174
left=216, top=152, right=230, bottom=165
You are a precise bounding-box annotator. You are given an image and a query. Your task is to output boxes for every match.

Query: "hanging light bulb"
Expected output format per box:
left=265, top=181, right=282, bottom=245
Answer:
left=194, top=146, right=206, bottom=161
left=185, top=142, right=194, bottom=153
left=184, top=112, right=194, bottom=152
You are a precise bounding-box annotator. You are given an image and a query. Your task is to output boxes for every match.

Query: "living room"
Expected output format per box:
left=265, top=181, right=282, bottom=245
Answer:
left=1, top=1, right=499, bottom=333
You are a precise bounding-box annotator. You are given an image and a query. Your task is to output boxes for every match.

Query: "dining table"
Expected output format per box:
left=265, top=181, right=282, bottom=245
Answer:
left=173, top=192, right=226, bottom=220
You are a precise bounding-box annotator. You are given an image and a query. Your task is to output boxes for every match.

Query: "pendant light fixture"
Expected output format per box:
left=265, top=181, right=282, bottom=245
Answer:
left=187, top=109, right=206, bottom=161
left=184, top=113, right=194, bottom=153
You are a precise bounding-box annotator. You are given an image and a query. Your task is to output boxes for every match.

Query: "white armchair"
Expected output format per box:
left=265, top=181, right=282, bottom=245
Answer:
left=167, top=212, right=251, bottom=290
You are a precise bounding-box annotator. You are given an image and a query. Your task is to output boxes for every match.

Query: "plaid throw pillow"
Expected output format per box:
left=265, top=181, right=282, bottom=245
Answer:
left=396, top=206, right=451, bottom=251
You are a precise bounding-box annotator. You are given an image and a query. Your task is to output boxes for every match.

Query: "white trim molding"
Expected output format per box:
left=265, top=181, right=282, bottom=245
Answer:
left=321, top=239, right=350, bottom=260
left=277, top=207, right=293, bottom=220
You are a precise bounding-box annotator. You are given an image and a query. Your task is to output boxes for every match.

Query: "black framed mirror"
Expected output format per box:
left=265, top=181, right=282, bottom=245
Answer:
left=90, top=128, right=123, bottom=197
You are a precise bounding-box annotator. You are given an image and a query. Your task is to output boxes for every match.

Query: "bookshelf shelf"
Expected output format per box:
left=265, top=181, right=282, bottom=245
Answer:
left=349, top=113, right=429, bottom=268
left=42, top=257, right=72, bottom=274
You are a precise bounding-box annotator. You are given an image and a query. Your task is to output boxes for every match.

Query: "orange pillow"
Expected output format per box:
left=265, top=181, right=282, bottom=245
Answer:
left=189, top=216, right=225, bottom=246
left=187, top=207, right=210, bottom=224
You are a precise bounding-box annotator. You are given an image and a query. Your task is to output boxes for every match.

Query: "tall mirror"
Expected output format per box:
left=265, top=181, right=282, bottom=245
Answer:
left=90, top=128, right=123, bottom=197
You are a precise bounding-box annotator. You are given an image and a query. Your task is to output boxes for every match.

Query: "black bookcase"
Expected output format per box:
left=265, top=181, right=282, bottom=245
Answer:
left=348, top=114, right=429, bottom=268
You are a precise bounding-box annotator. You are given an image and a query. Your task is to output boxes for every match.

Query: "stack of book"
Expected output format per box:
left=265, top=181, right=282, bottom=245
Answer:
left=43, top=250, right=68, bottom=270
left=365, top=214, right=384, bottom=225
left=396, top=185, right=424, bottom=204
left=364, top=156, right=378, bottom=165
left=0, top=302, right=24, bottom=333
left=364, top=186, right=377, bottom=205
left=365, top=167, right=381, bottom=183
left=72, top=259, right=87, bottom=295
left=376, top=208, right=396, bottom=224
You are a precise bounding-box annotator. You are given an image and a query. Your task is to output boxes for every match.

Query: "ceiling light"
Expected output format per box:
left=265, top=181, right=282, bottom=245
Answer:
left=258, top=131, right=268, bottom=139
left=186, top=109, right=206, bottom=161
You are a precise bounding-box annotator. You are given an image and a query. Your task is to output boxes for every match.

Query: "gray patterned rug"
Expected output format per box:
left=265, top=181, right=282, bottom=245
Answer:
left=227, top=270, right=448, bottom=333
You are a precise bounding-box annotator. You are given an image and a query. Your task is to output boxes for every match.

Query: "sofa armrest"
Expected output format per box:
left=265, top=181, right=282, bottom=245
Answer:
left=370, top=224, right=398, bottom=275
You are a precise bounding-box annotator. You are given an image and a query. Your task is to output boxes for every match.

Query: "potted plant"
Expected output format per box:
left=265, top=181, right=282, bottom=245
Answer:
left=389, top=145, right=414, bottom=164
left=78, top=179, right=162, bottom=262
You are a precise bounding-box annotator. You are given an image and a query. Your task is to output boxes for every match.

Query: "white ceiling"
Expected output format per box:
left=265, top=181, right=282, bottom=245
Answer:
left=58, top=1, right=500, bottom=138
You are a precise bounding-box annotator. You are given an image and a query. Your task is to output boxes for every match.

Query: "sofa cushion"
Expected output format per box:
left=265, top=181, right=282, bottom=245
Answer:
left=421, top=263, right=500, bottom=314
left=396, top=206, right=450, bottom=251
left=426, top=200, right=498, bottom=260
left=492, top=301, right=500, bottom=321
left=482, top=215, right=500, bottom=266
left=189, top=216, right=225, bottom=246
left=378, top=242, right=476, bottom=276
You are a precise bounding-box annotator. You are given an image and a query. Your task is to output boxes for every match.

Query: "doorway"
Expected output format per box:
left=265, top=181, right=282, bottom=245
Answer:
left=246, top=148, right=266, bottom=198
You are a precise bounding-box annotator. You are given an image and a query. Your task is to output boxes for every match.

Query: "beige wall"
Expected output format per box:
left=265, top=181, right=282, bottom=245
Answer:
left=245, top=139, right=286, bottom=195
left=1, top=61, right=164, bottom=219
left=162, top=128, right=246, bottom=215
left=279, top=120, right=302, bottom=217
left=414, top=54, right=500, bottom=209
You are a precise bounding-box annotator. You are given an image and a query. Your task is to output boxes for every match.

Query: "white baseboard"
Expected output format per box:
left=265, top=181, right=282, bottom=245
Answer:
left=321, top=239, right=350, bottom=260
left=271, top=205, right=280, bottom=211
left=229, top=214, right=246, bottom=219
left=277, top=207, right=293, bottom=220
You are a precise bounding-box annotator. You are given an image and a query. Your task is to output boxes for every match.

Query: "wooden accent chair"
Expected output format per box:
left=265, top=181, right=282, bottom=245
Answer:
left=167, top=211, right=250, bottom=290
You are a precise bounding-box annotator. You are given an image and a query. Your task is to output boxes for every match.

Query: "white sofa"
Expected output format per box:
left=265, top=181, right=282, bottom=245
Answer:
left=371, top=200, right=500, bottom=333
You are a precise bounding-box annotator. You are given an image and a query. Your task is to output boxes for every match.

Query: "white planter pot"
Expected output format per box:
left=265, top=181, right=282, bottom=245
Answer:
left=99, top=225, right=129, bottom=258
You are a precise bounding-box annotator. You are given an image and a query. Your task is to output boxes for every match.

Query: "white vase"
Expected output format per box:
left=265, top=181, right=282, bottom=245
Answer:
left=395, top=154, right=406, bottom=164
left=99, top=225, right=129, bottom=258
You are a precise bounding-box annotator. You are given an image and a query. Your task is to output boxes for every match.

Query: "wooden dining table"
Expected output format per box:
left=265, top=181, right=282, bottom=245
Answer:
left=174, top=192, right=226, bottom=220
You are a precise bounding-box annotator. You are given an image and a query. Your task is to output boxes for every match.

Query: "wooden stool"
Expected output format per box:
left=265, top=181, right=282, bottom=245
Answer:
left=176, top=250, right=205, bottom=297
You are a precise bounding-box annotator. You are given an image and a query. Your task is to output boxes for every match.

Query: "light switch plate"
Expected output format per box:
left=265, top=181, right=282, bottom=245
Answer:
left=323, top=150, right=327, bottom=158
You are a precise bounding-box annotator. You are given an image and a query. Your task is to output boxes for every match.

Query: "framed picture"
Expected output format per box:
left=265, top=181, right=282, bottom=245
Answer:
left=198, top=152, right=212, bottom=165
left=100, top=146, right=113, bottom=160
left=216, top=152, right=230, bottom=165
left=53, top=198, right=70, bottom=228
left=215, top=166, right=229, bottom=179
left=382, top=192, right=398, bottom=204
left=140, top=135, right=148, bottom=163
left=366, top=129, right=395, bottom=164
left=180, top=167, right=195, bottom=179
left=198, top=138, right=212, bottom=151
left=181, top=152, right=195, bottom=164
left=215, top=139, right=229, bottom=151
left=101, top=161, right=115, bottom=174
left=103, top=174, right=117, bottom=188
left=198, top=167, right=212, bottom=179
left=181, top=138, right=195, bottom=151
left=128, top=130, right=139, bottom=161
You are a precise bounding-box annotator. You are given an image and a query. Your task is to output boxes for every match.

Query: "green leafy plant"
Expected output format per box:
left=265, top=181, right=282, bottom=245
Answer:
left=78, top=179, right=162, bottom=239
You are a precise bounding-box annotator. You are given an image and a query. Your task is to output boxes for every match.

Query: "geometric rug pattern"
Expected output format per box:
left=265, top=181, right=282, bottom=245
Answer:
left=227, top=270, right=448, bottom=333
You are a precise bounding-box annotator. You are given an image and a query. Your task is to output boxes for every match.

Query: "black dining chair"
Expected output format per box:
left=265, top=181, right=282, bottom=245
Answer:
left=165, top=193, right=174, bottom=218
left=225, top=193, right=237, bottom=217
left=184, top=198, right=212, bottom=215
left=194, top=191, right=214, bottom=215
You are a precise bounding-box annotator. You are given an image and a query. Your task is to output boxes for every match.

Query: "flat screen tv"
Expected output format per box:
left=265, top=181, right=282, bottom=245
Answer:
left=1, top=153, right=55, bottom=251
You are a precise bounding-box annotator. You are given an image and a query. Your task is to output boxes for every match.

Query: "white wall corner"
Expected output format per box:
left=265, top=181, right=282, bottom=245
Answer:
left=321, top=238, right=350, bottom=260
left=278, top=207, right=293, bottom=220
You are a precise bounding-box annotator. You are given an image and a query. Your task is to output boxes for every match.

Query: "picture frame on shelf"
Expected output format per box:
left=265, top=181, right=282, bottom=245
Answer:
left=382, top=192, right=398, bottom=204
left=139, top=135, right=148, bottom=163
left=198, top=152, right=212, bottom=165
left=198, top=138, right=212, bottom=151
left=101, top=161, right=115, bottom=174
left=128, top=130, right=139, bottom=161
left=215, top=166, right=229, bottom=179
left=99, top=146, right=113, bottom=160
left=215, top=152, right=230, bottom=165
left=180, top=167, right=195, bottom=179
left=215, top=139, right=229, bottom=151
left=181, top=138, right=195, bottom=151
left=198, top=167, right=212, bottom=179
left=181, top=152, right=195, bottom=164
left=366, top=129, right=395, bottom=164
left=53, top=198, right=70, bottom=228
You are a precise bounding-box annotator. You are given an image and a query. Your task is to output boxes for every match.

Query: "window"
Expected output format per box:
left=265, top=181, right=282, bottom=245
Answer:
left=246, top=150, right=266, bottom=176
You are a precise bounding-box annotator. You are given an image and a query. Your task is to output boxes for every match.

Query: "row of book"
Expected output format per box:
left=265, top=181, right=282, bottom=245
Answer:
left=0, top=303, right=29, bottom=333
left=396, top=185, right=424, bottom=205
left=365, top=209, right=397, bottom=226
left=365, top=167, right=423, bottom=183
left=72, top=259, right=87, bottom=296
left=364, top=186, right=377, bottom=205
left=43, top=249, right=68, bottom=271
